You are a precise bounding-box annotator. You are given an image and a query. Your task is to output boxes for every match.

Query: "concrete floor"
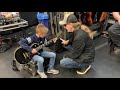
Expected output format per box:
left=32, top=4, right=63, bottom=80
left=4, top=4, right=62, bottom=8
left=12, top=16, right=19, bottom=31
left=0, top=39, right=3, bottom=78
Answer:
left=0, top=36, right=120, bottom=78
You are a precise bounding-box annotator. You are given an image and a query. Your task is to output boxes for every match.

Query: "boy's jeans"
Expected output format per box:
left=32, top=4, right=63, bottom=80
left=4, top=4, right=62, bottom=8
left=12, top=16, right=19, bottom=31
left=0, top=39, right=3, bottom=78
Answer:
left=32, top=50, right=56, bottom=72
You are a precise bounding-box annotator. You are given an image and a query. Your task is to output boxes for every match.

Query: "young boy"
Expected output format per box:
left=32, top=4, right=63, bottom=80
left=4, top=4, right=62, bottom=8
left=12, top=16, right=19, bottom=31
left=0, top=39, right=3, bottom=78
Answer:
left=18, top=24, right=59, bottom=78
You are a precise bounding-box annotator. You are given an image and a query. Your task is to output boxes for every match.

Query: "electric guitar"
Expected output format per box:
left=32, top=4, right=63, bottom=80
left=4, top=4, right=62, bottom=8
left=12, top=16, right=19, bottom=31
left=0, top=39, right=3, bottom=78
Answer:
left=14, top=31, right=62, bottom=64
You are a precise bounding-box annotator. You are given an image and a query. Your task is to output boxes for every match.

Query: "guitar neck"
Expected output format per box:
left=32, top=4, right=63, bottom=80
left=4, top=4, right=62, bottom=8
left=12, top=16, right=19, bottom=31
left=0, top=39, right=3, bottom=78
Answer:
left=36, top=39, right=53, bottom=51
left=36, top=30, right=62, bottom=51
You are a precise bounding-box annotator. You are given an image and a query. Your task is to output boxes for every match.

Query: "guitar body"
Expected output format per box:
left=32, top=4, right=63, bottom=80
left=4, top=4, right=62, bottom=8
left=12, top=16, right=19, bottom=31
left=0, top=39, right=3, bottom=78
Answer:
left=14, top=43, right=39, bottom=64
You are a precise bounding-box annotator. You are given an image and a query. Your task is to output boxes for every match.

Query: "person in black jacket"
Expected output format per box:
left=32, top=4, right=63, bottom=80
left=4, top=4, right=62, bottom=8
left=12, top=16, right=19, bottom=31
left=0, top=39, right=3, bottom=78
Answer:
left=59, top=14, right=95, bottom=75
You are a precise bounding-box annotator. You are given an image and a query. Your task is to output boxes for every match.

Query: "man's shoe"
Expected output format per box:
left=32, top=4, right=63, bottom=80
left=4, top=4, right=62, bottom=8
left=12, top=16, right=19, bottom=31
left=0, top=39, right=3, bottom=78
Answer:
left=76, top=65, right=91, bottom=75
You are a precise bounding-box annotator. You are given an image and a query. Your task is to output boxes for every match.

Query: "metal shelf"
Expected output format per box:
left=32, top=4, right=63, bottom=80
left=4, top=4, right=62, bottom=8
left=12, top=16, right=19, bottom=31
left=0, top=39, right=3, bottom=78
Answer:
left=0, top=19, right=28, bottom=32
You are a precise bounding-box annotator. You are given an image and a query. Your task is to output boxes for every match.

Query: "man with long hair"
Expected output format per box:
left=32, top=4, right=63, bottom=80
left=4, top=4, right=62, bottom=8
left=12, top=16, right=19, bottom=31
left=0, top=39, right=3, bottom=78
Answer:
left=59, top=14, right=95, bottom=75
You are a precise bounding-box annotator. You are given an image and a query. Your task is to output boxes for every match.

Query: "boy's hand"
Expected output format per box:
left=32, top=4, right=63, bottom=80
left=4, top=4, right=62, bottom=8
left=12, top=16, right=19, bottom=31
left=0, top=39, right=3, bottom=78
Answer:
left=53, top=37, right=57, bottom=43
left=31, top=48, right=38, bottom=54
left=60, top=38, right=69, bottom=45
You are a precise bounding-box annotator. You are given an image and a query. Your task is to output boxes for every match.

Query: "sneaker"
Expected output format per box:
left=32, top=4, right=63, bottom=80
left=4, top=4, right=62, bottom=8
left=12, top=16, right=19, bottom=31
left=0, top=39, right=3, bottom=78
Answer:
left=76, top=65, right=91, bottom=75
left=47, top=69, right=59, bottom=74
left=37, top=70, right=47, bottom=78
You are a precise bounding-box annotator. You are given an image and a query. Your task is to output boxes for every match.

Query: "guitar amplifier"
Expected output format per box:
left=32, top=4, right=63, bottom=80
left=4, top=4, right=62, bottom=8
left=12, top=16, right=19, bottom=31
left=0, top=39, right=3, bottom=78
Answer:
left=19, top=12, right=38, bottom=27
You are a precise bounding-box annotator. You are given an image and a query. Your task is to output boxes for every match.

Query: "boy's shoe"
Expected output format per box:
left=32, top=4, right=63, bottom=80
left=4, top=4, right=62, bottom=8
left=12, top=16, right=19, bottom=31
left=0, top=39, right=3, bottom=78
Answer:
left=47, top=69, right=59, bottom=74
left=37, top=70, right=47, bottom=78
left=76, top=65, right=91, bottom=75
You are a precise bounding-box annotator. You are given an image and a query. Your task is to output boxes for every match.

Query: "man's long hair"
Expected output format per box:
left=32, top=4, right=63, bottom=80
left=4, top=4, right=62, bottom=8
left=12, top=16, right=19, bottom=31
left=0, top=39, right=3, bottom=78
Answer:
left=72, top=22, right=94, bottom=39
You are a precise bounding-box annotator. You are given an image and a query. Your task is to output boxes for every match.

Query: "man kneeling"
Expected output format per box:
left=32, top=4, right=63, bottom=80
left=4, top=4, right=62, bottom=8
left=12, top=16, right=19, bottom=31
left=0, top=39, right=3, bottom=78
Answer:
left=59, top=14, right=95, bottom=75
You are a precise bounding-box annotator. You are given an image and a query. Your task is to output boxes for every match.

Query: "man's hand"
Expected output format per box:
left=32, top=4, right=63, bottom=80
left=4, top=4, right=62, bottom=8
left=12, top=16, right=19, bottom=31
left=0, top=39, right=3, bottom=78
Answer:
left=31, top=48, right=38, bottom=54
left=60, top=38, right=69, bottom=45
left=53, top=37, right=57, bottom=43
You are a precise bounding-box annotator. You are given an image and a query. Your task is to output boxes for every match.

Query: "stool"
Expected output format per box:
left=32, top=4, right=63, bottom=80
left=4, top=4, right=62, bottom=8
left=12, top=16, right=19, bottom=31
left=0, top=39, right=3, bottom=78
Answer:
left=23, top=58, right=50, bottom=77
left=23, top=60, right=37, bottom=76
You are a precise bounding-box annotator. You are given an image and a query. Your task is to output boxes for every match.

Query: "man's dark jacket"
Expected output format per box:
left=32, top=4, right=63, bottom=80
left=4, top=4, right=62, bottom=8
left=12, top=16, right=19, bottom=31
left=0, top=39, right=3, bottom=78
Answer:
left=65, top=29, right=95, bottom=64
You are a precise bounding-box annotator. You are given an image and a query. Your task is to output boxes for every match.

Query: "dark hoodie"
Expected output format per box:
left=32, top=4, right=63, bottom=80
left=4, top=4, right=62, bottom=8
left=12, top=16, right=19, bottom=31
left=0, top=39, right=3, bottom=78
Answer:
left=18, top=34, right=48, bottom=53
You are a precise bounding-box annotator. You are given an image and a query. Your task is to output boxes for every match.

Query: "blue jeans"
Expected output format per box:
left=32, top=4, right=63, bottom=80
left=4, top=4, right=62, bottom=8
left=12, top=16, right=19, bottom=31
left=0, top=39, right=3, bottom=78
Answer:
left=60, top=58, right=89, bottom=69
left=32, top=50, right=56, bottom=72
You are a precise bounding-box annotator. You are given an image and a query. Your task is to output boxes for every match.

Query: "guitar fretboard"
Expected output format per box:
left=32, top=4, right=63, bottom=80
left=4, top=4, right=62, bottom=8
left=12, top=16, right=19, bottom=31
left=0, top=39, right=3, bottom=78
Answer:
left=36, top=30, right=62, bottom=51
left=36, top=39, right=53, bottom=51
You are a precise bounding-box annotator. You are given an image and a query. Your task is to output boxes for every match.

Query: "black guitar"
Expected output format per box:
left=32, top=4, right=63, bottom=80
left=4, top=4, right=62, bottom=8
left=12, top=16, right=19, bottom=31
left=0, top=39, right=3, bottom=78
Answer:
left=14, top=31, right=62, bottom=64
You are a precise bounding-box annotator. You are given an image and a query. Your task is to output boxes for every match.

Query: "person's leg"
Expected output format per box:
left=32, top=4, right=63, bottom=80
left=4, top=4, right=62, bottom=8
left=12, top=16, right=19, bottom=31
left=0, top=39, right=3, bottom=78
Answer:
left=60, top=58, right=89, bottom=68
left=60, top=58, right=91, bottom=75
left=41, top=50, right=56, bottom=69
left=108, top=22, right=120, bottom=54
left=108, top=22, right=120, bottom=47
left=41, top=50, right=59, bottom=74
left=108, top=22, right=120, bottom=34
left=32, top=55, right=47, bottom=78
left=32, top=55, right=44, bottom=72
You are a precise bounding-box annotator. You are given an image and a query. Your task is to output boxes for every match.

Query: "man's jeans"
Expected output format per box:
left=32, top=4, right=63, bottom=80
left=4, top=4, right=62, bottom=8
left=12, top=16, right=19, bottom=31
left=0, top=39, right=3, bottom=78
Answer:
left=32, top=50, right=56, bottom=72
left=62, top=45, right=89, bottom=69
left=60, top=57, right=89, bottom=69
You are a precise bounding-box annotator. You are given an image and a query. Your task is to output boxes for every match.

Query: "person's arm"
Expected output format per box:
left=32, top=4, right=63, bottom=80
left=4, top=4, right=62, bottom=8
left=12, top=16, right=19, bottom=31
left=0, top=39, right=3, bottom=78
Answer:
left=18, top=37, right=33, bottom=52
left=112, top=12, right=120, bottom=21
left=64, top=37, right=85, bottom=59
left=62, top=32, right=73, bottom=46
left=112, top=12, right=120, bottom=25
left=67, top=32, right=74, bottom=45
left=60, top=38, right=69, bottom=45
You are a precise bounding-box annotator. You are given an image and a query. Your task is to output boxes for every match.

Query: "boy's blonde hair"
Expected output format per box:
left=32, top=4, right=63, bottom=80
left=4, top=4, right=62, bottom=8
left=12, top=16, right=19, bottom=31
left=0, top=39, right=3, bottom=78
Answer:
left=35, top=24, right=48, bottom=34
